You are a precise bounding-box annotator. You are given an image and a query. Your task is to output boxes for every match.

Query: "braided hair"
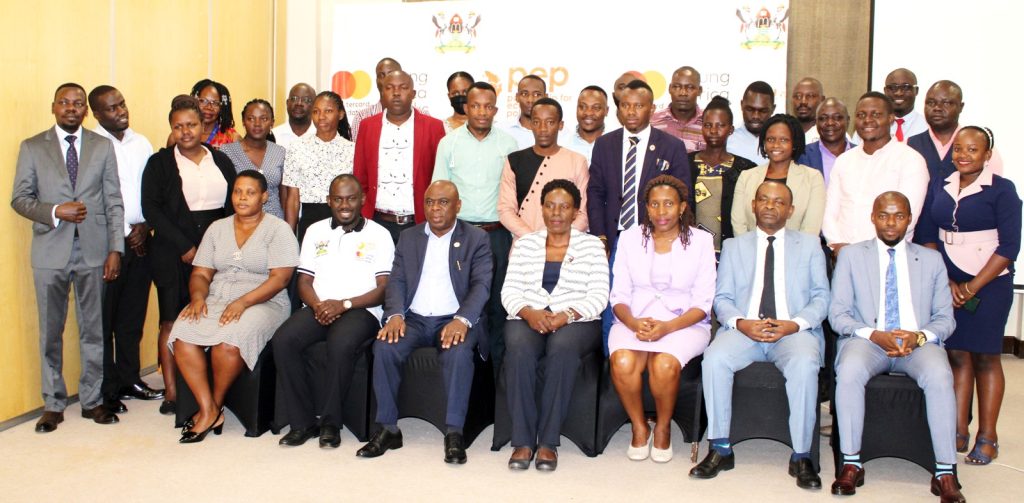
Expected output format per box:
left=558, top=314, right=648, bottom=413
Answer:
left=640, top=174, right=695, bottom=249
left=314, top=91, right=352, bottom=141
left=190, top=79, right=235, bottom=130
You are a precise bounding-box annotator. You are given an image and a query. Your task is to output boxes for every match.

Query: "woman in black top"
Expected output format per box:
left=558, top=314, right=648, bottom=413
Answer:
left=142, top=95, right=236, bottom=415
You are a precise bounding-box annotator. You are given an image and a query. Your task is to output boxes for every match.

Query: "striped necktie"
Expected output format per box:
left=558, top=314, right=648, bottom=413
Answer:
left=884, top=248, right=900, bottom=331
left=619, top=136, right=640, bottom=229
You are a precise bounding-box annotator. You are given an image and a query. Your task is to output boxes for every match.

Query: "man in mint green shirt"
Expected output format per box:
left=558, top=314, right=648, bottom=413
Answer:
left=433, top=81, right=517, bottom=368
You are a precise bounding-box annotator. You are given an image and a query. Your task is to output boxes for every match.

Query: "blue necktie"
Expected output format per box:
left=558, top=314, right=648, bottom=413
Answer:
left=884, top=248, right=899, bottom=331
left=619, top=136, right=640, bottom=229
left=65, top=135, right=78, bottom=190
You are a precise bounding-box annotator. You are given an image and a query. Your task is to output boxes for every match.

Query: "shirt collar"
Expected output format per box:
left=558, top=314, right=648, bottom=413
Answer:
left=875, top=237, right=907, bottom=256
left=424, top=222, right=457, bottom=240
left=756, top=226, right=786, bottom=242
left=331, top=215, right=367, bottom=232
left=94, top=124, right=134, bottom=143
left=623, top=124, right=652, bottom=144
left=384, top=109, right=415, bottom=128
left=54, top=124, right=83, bottom=140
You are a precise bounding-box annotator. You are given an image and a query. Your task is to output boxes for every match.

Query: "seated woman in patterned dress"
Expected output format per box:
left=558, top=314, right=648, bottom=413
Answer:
left=169, top=170, right=299, bottom=443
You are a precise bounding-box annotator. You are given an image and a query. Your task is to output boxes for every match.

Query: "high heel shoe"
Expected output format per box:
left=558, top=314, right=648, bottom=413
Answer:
left=179, top=410, right=224, bottom=444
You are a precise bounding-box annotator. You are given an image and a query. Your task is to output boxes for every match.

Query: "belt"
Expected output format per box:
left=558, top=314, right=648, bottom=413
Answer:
left=374, top=211, right=415, bottom=225
left=467, top=221, right=504, bottom=232
left=940, top=228, right=998, bottom=245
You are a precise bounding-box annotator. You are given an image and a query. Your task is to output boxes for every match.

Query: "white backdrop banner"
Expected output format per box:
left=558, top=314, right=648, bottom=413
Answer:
left=328, top=0, right=790, bottom=129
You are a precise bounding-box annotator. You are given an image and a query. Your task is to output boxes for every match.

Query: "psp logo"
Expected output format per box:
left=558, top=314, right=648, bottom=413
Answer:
left=332, top=70, right=373, bottom=100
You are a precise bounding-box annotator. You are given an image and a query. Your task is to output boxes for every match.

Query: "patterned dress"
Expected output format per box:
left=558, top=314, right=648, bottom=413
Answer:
left=219, top=142, right=287, bottom=219
left=168, top=215, right=299, bottom=368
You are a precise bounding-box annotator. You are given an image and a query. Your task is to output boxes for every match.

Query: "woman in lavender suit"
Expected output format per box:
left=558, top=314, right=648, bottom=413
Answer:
left=608, top=175, right=716, bottom=464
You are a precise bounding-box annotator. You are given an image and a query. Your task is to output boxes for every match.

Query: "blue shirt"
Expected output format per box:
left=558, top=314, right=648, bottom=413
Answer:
left=433, top=125, right=517, bottom=222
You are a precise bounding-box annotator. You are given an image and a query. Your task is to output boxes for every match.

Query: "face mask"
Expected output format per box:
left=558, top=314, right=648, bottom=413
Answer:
left=450, top=94, right=468, bottom=115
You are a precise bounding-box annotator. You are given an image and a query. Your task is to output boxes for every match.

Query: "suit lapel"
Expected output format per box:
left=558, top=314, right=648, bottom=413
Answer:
left=906, top=243, right=923, bottom=321
left=609, top=129, right=624, bottom=196
left=408, top=226, right=429, bottom=295
left=448, top=222, right=466, bottom=297
left=45, top=129, right=73, bottom=189
left=77, top=132, right=98, bottom=196
left=737, top=232, right=758, bottom=314
left=864, top=240, right=881, bottom=317
left=784, top=230, right=801, bottom=310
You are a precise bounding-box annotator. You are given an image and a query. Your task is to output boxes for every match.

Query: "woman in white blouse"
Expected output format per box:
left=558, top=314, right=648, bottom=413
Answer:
left=501, top=179, right=610, bottom=472
left=282, top=91, right=354, bottom=242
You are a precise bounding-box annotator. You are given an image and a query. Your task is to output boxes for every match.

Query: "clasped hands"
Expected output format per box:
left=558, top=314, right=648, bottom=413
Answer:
left=737, top=318, right=799, bottom=343
left=312, top=299, right=347, bottom=325
left=377, top=315, right=469, bottom=349
left=520, top=307, right=569, bottom=335
left=870, top=329, right=921, bottom=357
left=631, top=317, right=673, bottom=343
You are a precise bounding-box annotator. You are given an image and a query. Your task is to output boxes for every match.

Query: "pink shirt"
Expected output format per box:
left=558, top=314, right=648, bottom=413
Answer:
left=651, top=106, right=704, bottom=152
left=822, top=139, right=929, bottom=245
left=175, top=146, right=227, bottom=211
left=498, top=147, right=590, bottom=238
left=929, top=126, right=1004, bottom=176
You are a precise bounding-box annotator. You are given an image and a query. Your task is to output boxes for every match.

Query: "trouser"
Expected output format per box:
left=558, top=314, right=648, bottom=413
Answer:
left=835, top=337, right=957, bottom=464
left=373, top=215, right=416, bottom=245
left=101, top=238, right=151, bottom=398
left=372, top=312, right=478, bottom=429
left=273, top=307, right=379, bottom=430
left=477, top=225, right=511, bottom=370
left=703, top=328, right=821, bottom=453
left=34, top=237, right=105, bottom=411
left=504, top=319, right=601, bottom=448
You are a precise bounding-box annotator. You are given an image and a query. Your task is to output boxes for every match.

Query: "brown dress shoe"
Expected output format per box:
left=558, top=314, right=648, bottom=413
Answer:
left=35, top=411, right=64, bottom=433
left=931, top=474, right=966, bottom=503
left=81, top=405, right=119, bottom=424
left=830, top=464, right=865, bottom=495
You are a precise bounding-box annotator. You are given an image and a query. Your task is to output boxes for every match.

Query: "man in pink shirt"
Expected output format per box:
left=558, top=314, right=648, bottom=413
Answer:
left=651, top=67, right=704, bottom=152
left=822, top=92, right=929, bottom=259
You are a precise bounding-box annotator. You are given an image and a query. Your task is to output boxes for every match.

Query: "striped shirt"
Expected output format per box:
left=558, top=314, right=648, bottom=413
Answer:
left=501, top=229, right=609, bottom=321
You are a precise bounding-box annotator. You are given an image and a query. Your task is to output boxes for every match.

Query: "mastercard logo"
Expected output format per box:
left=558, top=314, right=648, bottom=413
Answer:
left=332, top=70, right=373, bottom=100
left=622, top=70, right=667, bottom=100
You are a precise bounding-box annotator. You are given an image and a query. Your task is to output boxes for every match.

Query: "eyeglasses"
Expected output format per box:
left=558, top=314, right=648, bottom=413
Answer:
left=288, top=96, right=314, bottom=104
left=884, top=84, right=916, bottom=93
left=197, top=98, right=222, bottom=108
left=56, top=99, right=86, bottom=109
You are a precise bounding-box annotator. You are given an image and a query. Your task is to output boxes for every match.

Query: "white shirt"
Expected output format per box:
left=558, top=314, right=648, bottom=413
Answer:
left=499, top=117, right=536, bottom=150
left=297, top=217, right=395, bottom=322
left=375, top=110, right=416, bottom=215
left=852, top=110, right=928, bottom=144
left=727, top=229, right=810, bottom=332
left=175, top=145, right=228, bottom=211
left=271, top=122, right=315, bottom=150
left=803, top=126, right=821, bottom=145
left=618, top=124, right=652, bottom=230
left=729, top=124, right=767, bottom=164
left=408, top=224, right=461, bottom=317
left=854, top=239, right=936, bottom=342
left=560, top=128, right=599, bottom=165
left=94, top=125, right=153, bottom=235
left=51, top=125, right=84, bottom=227
left=821, top=139, right=929, bottom=245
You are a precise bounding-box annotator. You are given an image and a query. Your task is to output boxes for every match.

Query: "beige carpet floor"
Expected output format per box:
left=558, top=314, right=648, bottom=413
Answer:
left=1, top=357, right=1022, bottom=502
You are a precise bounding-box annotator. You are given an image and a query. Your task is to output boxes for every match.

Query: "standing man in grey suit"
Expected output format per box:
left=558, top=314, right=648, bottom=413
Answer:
left=829, top=192, right=964, bottom=502
left=11, top=83, right=125, bottom=432
left=691, top=181, right=829, bottom=489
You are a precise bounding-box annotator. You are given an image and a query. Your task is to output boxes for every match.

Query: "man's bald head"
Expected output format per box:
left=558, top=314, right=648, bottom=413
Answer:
left=873, top=191, right=911, bottom=213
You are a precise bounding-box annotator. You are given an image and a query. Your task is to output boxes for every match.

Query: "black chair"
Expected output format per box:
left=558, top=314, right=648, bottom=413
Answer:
left=490, top=348, right=602, bottom=456
left=270, top=340, right=374, bottom=441
left=729, top=362, right=822, bottom=472
left=174, top=342, right=277, bottom=437
left=368, top=347, right=495, bottom=447
left=594, top=355, right=706, bottom=461
left=830, top=373, right=935, bottom=476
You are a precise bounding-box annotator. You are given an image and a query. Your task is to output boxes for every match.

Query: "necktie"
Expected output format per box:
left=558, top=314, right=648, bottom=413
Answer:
left=65, top=135, right=79, bottom=189
left=884, top=248, right=900, bottom=331
left=758, top=236, right=777, bottom=319
left=619, top=136, right=640, bottom=229
left=894, top=118, right=905, bottom=142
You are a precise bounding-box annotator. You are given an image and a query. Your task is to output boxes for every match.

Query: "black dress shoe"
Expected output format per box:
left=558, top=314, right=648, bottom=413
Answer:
left=320, top=424, right=341, bottom=448
left=535, top=447, right=558, bottom=472
left=35, top=411, right=64, bottom=433
left=356, top=428, right=403, bottom=458
left=689, top=450, right=735, bottom=479
left=159, top=400, right=176, bottom=416
left=81, top=405, right=119, bottom=425
left=104, top=398, right=128, bottom=414
left=279, top=425, right=319, bottom=446
left=508, top=447, right=534, bottom=470
left=444, top=432, right=467, bottom=464
left=120, top=383, right=165, bottom=401
left=789, top=458, right=822, bottom=489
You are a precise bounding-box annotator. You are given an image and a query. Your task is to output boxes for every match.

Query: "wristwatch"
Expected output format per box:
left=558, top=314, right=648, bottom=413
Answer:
left=342, top=299, right=353, bottom=310
left=453, top=315, right=472, bottom=328
left=915, top=331, right=928, bottom=347
left=563, top=309, right=577, bottom=324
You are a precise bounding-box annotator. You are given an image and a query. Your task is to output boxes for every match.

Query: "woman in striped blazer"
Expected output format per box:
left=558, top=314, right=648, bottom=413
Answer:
left=501, top=179, right=610, bottom=472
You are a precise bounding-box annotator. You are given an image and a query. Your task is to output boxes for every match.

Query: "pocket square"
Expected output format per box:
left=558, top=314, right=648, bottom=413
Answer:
left=657, top=158, right=670, bottom=171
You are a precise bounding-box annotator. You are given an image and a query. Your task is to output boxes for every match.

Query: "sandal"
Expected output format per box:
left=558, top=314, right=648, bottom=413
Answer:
left=965, top=437, right=999, bottom=465
left=956, top=433, right=969, bottom=454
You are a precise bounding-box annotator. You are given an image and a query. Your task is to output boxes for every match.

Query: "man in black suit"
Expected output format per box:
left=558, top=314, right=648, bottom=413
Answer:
left=356, top=180, right=493, bottom=464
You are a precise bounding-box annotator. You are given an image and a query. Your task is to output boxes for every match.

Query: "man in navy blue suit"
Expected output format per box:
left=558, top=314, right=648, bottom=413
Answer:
left=586, top=79, right=692, bottom=254
left=356, top=180, right=493, bottom=465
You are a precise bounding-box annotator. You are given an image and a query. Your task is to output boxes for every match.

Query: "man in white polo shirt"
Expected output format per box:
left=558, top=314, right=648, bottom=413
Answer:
left=273, top=174, right=395, bottom=449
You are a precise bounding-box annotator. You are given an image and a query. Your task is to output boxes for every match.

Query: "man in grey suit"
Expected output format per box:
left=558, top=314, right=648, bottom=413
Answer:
left=829, top=192, right=964, bottom=502
left=690, top=181, right=829, bottom=489
left=11, top=83, right=124, bottom=432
